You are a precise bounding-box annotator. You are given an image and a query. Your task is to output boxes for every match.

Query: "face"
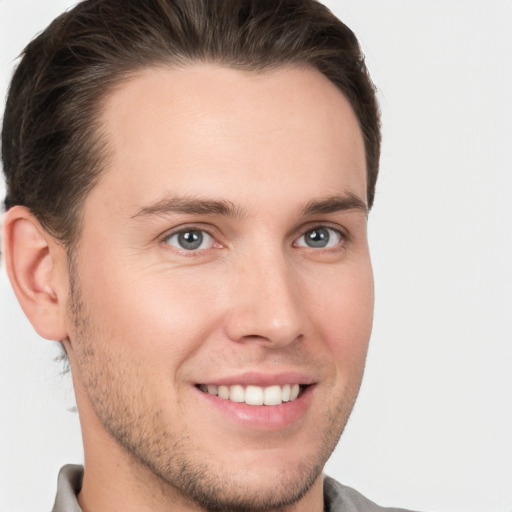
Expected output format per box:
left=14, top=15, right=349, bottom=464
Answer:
left=63, top=65, right=374, bottom=511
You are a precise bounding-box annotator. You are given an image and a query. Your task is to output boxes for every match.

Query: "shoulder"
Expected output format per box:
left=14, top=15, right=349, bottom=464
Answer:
left=324, top=476, right=421, bottom=512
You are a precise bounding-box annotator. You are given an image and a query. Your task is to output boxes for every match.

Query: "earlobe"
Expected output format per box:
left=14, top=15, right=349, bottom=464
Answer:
left=3, top=206, right=69, bottom=341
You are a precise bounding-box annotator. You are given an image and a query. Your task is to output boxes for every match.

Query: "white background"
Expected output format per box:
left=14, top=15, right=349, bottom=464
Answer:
left=1, top=1, right=511, bottom=511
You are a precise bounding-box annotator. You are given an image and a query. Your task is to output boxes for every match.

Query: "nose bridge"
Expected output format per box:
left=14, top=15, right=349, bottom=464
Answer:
left=225, top=244, right=304, bottom=346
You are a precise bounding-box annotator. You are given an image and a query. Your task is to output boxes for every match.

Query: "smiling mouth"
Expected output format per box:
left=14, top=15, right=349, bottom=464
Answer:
left=197, top=384, right=305, bottom=406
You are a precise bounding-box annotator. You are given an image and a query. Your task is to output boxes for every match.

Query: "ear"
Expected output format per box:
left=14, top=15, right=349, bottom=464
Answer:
left=2, top=205, right=69, bottom=341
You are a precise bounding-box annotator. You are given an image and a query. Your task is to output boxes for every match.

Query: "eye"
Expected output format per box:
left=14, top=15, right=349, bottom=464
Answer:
left=295, top=226, right=344, bottom=249
left=164, top=229, right=215, bottom=251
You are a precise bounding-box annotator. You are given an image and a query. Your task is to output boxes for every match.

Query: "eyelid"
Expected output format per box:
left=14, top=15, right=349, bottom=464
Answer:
left=160, top=222, right=217, bottom=240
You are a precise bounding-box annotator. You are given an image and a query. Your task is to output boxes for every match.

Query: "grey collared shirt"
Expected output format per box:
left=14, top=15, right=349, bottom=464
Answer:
left=52, top=465, right=418, bottom=512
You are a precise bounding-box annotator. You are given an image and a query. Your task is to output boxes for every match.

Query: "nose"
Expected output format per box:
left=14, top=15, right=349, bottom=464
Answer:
left=224, top=251, right=304, bottom=348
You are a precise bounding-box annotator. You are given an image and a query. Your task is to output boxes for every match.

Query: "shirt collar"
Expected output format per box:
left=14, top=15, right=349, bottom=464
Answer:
left=52, top=464, right=83, bottom=512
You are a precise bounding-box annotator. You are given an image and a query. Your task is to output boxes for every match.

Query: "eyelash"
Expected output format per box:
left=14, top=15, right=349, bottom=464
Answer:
left=161, top=224, right=347, bottom=254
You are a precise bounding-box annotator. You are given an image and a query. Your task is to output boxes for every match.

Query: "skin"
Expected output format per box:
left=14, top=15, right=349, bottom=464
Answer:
left=6, top=65, right=374, bottom=512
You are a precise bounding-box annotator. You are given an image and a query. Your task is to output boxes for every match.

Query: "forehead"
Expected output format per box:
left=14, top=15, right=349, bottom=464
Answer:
left=90, top=64, right=366, bottom=217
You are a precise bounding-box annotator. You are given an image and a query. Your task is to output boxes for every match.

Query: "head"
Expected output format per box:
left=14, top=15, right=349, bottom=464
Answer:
left=2, top=2, right=380, bottom=511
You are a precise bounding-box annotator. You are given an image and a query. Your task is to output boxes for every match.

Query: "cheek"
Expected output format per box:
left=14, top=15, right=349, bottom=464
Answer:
left=313, top=262, right=374, bottom=365
left=77, top=259, right=223, bottom=368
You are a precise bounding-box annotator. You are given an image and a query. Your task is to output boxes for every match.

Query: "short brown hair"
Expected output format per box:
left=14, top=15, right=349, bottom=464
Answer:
left=2, top=0, right=380, bottom=247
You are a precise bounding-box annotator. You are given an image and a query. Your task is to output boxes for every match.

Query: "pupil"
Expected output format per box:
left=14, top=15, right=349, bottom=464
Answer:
left=306, top=228, right=329, bottom=248
left=178, top=230, right=203, bottom=250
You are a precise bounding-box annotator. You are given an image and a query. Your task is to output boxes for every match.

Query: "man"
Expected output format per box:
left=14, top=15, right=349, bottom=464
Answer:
left=1, top=1, right=414, bottom=511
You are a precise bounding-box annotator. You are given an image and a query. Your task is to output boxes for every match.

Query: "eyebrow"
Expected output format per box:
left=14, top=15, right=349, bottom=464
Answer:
left=301, top=193, right=368, bottom=216
left=131, top=191, right=367, bottom=221
left=131, top=195, right=245, bottom=220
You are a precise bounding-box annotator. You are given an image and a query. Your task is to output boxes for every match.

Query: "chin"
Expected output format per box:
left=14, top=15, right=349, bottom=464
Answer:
left=157, top=457, right=324, bottom=512
left=129, top=420, right=337, bottom=512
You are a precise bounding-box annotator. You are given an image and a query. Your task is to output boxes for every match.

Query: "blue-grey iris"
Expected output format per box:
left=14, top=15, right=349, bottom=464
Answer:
left=178, top=230, right=204, bottom=250
left=304, top=227, right=330, bottom=248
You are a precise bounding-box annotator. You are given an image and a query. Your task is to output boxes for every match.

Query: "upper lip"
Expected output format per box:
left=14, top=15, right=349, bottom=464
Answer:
left=196, top=371, right=317, bottom=387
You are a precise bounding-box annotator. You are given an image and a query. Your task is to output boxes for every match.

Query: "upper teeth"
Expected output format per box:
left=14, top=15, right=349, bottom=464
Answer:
left=199, top=384, right=301, bottom=406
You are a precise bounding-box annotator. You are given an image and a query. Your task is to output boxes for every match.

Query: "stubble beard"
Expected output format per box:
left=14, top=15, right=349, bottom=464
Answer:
left=66, top=252, right=360, bottom=512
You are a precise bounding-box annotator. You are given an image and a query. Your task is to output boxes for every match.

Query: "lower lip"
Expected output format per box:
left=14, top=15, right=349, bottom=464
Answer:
left=195, top=385, right=315, bottom=430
